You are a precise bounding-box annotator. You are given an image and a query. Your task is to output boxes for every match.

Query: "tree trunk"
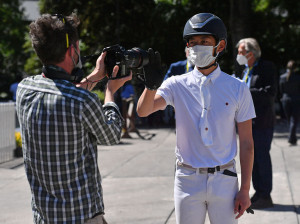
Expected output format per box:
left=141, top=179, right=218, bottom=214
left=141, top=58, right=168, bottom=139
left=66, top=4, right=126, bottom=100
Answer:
left=229, top=0, right=252, bottom=77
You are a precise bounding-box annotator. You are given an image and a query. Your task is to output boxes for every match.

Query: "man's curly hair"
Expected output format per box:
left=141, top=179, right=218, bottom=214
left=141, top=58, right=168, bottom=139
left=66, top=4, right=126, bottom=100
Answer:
left=29, top=13, right=80, bottom=65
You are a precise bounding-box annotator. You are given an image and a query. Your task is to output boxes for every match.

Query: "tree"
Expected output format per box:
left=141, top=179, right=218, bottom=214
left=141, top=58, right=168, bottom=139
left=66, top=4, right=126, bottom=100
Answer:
left=0, top=0, right=27, bottom=100
left=251, top=0, right=300, bottom=70
left=27, top=0, right=300, bottom=86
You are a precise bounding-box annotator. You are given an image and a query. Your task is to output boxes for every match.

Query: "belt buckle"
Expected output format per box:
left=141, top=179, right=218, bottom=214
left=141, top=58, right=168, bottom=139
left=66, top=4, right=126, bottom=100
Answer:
left=207, top=167, right=215, bottom=174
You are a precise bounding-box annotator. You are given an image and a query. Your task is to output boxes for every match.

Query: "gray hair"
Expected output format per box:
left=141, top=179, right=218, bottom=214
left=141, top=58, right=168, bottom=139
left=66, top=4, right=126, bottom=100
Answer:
left=236, top=38, right=261, bottom=59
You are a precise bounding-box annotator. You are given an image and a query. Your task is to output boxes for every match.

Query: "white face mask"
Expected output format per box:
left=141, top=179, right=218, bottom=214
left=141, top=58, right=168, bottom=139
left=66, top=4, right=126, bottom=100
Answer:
left=186, top=54, right=194, bottom=67
left=236, top=53, right=251, bottom=65
left=188, top=44, right=219, bottom=68
left=71, top=45, right=82, bottom=69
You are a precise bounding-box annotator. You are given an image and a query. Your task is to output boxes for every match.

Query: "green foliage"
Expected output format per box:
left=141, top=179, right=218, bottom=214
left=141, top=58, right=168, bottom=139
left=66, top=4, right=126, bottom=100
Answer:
left=254, top=0, right=271, bottom=12
left=30, top=0, right=300, bottom=87
left=155, top=0, right=189, bottom=4
left=92, top=90, right=105, bottom=104
left=249, top=0, right=300, bottom=71
left=23, top=34, right=42, bottom=75
left=0, top=1, right=26, bottom=61
left=1, top=0, right=300, bottom=101
left=0, top=0, right=28, bottom=100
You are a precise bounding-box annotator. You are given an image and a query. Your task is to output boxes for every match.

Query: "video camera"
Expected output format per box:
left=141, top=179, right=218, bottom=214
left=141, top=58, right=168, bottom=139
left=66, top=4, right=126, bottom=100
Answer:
left=103, top=44, right=150, bottom=79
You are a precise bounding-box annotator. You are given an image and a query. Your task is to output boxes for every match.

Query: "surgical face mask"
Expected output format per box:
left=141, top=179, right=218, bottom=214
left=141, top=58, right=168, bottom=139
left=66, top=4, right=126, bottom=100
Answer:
left=186, top=54, right=194, bottom=67
left=236, top=53, right=249, bottom=65
left=71, top=45, right=82, bottom=69
left=188, top=44, right=219, bottom=68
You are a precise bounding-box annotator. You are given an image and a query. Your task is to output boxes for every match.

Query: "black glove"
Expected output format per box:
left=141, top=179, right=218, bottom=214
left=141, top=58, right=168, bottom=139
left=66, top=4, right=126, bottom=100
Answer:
left=138, top=48, right=164, bottom=90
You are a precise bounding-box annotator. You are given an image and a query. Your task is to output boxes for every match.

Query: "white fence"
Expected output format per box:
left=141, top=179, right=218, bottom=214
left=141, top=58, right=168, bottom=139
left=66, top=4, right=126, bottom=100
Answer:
left=0, top=102, right=16, bottom=164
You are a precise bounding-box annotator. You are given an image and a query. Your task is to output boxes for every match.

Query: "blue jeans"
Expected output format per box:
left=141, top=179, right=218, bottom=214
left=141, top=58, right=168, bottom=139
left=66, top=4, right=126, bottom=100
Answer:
left=252, top=128, right=274, bottom=198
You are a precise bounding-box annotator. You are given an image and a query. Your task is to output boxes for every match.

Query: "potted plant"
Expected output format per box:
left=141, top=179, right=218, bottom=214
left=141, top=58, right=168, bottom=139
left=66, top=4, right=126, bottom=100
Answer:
left=14, top=131, right=23, bottom=157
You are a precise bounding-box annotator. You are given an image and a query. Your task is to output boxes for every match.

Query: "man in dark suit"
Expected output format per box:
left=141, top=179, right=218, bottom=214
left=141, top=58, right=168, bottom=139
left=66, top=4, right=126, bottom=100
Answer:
left=236, top=38, right=277, bottom=209
left=280, top=60, right=300, bottom=145
left=164, top=47, right=194, bottom=80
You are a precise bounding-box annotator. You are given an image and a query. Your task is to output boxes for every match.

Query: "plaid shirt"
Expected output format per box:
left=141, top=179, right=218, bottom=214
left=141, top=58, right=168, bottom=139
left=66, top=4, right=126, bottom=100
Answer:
left=16, top=75, right=123, bottom=224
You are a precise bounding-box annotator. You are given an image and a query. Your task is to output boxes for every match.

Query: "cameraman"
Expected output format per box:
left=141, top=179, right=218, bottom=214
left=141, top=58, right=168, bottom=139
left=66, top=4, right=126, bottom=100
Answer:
left=16, top=13, right=131, bottom=224
left=137, top=13, right=255, bottom=223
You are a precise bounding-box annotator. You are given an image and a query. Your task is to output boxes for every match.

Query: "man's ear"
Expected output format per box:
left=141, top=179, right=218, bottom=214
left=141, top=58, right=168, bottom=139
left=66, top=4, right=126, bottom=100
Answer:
left=64, top=45, right=75, bottom=68
left=67, top=45, right=73, bottom=58
left=247, top=51, right=254, bottom=59
left=67, top=45, right=79, bottom=63
left=217, top=40, right=226, bottom=53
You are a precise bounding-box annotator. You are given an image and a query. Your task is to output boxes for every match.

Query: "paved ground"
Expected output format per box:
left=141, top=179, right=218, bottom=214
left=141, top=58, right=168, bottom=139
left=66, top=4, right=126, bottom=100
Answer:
left=0, top=119, right=299, bottom=224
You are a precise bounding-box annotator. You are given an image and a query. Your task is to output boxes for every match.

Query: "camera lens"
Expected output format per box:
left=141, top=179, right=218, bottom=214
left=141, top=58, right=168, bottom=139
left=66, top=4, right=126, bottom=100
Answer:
left=125, top=48, right=149, bottom=68
left=103, top=45, right=150, bottom=79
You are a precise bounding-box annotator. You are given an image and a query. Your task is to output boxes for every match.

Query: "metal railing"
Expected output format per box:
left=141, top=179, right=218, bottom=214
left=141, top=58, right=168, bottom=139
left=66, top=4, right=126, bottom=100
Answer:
left=0, top=102, right=16, bottom=164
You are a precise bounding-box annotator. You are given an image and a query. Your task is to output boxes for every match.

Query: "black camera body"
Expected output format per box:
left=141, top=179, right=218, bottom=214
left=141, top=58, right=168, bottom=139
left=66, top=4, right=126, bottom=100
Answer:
left=103, top=45, right=149, bottom=79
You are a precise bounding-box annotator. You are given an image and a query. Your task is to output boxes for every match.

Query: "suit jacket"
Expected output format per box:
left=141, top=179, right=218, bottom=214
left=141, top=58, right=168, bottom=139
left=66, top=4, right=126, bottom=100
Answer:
left=164, top=60, right=194, bottom=80
left=243, top=59, right=278, bottom=129
left=279, top=71, right=300, bottom=102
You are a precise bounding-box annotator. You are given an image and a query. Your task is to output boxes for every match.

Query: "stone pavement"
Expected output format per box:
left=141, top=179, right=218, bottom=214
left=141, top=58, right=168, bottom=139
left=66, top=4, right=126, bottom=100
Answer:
left=0, top=119, right=299, bottom=224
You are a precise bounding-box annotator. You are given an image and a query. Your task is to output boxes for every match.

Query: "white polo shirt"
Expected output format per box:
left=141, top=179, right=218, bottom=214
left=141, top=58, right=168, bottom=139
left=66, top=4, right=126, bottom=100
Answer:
left=157, top=66, right=256, bottom=168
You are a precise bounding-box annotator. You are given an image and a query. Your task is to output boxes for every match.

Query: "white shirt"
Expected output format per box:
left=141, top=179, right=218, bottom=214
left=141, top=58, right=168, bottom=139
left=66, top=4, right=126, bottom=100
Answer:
left=157, top=66, right=256, bottom=168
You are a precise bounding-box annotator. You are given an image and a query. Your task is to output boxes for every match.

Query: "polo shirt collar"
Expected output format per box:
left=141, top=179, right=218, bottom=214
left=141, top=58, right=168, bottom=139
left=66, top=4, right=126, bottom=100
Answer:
left=192, top=65, right=221, bottom=85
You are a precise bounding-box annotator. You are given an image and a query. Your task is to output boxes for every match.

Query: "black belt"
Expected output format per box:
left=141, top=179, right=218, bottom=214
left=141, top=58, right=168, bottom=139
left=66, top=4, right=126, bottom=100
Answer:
left=177, top=160, right=234, bottom=174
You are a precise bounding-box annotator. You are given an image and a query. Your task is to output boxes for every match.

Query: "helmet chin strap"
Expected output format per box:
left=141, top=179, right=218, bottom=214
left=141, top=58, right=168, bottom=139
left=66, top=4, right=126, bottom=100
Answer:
left=198, top=61, right=218, bottom=70
left=198, top=45, right=220, bottom=70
